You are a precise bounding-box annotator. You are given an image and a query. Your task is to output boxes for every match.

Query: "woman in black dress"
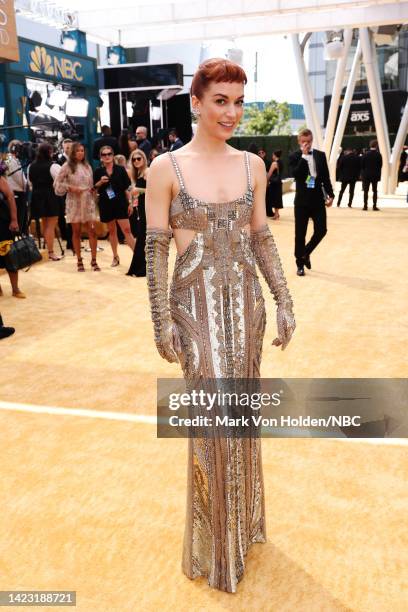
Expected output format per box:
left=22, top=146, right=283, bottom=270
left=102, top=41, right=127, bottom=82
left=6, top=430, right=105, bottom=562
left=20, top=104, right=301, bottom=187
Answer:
left=28, top=143, right=63, bottom=260
left=126, top=149, right=149, bottom=276
left=93, top=146, right=135, bottom=267
left=266, top=149, right=283, bottom=220
left=0, top=161, right=25, bottom=298
left=258, top=148, right=272, bottom=216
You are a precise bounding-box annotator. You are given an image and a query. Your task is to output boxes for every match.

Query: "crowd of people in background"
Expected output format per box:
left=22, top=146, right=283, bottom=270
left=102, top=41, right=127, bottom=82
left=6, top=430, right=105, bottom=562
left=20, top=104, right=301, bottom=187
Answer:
left=0, top=124, right=406, bottom=338
left=254, top=138, right=408, bottom=215
left=0, top=125, right=185, bottom=296
left=336, top=140, right=383, bottom=210
left=0, top=124, right=187, bottom=337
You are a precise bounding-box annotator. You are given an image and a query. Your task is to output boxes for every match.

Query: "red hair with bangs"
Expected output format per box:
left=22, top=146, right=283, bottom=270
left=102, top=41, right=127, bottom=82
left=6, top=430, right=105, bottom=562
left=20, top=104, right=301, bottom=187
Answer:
left=190, top=58, right=247, bottom=99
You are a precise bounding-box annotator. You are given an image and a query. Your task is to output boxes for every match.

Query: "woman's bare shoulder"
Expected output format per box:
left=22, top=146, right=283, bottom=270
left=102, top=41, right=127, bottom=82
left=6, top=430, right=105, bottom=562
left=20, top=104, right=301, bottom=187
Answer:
left=147, top=152, right=173, bottom=178
left=149, top=151, right=173, bottom=169
left=146, top=153, right=175, bottom=190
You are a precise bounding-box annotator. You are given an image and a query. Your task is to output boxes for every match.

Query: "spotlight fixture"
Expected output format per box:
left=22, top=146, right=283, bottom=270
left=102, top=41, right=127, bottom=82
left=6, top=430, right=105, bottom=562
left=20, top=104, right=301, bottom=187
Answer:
left=65, top=98, right=89, bottom=117
left=324, top=31, right=345, bottom=60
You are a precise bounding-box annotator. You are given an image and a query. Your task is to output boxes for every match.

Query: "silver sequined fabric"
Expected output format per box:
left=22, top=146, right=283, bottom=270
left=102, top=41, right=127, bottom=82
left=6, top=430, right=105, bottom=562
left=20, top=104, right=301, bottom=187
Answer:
left=168, top=151, right=267, bottom=593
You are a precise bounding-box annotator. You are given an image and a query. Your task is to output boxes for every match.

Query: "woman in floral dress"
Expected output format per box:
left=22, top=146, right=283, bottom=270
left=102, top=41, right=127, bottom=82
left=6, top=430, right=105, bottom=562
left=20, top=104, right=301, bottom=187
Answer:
left=54, top=143, right=99, bottom=271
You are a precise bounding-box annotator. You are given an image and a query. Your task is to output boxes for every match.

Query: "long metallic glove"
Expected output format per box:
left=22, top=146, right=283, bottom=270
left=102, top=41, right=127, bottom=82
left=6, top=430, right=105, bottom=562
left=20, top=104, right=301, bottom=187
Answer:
left=145, top=228, right=180, bottom=363
left=250, top=224, right=296, bottom=350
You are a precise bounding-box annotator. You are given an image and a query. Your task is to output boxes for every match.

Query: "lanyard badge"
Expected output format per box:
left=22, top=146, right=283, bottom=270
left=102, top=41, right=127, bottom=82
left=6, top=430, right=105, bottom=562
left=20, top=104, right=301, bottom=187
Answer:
left=106, top=185, right=116, bottom=199
left=306, top=174, right=315, bottom=189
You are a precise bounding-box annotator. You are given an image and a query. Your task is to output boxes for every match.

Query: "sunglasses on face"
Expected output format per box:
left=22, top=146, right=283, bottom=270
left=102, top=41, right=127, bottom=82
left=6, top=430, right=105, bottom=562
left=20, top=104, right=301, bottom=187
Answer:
left=132, top=157, right=142, bottom=162
left=101, top=152, right=113, bottom=157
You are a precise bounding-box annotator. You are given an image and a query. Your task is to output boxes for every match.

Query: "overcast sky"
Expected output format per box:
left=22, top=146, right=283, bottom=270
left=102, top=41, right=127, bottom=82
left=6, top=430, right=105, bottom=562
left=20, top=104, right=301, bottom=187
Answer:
left=204, top=35, right=304, bottom=104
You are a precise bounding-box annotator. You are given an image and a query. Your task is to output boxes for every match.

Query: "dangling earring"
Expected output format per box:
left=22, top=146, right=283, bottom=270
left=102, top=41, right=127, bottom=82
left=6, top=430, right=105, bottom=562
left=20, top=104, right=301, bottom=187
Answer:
left=192, top=107, right=201, bottom=118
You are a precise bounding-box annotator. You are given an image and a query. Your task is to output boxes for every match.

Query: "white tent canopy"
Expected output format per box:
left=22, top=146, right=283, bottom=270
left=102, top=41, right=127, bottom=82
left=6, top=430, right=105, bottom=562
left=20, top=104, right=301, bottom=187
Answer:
left=15, top=0, right=408, bottom=47
left=14, top=0, right=408, bottom=193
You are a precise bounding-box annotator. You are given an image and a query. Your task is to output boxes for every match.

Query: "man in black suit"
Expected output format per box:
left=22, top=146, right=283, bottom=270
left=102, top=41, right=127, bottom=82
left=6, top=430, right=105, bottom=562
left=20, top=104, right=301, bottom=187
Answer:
left=93, top=126, right=119, bottom=161
left=289, top=129, right=334, bottom=276
left=168, top=129, right=184, bottom=151
left=337, top=148, right=361, bottom=208
left=361, top=140, right=382, bottom=211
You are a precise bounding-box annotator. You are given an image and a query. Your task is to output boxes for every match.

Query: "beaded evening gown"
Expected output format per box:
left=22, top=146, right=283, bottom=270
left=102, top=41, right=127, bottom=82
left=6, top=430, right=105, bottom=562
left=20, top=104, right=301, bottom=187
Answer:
left=168, top=151, right=267, bottom=593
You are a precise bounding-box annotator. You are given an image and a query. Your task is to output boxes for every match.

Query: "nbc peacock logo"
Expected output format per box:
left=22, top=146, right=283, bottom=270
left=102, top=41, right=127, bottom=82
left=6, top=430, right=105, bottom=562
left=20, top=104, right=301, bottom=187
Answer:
left=29, top=46, right=54, bottom=76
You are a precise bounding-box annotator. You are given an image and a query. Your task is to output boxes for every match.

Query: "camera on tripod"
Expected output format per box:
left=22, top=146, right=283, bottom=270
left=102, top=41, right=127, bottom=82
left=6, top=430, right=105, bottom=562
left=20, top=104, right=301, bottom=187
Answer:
left=9, top=141, right=38, bottom=164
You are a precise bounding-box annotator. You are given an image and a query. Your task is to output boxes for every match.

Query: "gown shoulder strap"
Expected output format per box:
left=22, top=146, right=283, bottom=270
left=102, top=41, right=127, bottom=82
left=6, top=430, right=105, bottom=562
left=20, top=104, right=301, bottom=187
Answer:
left=244, top=150, right=252, bottom=191
left=168, top=151, right=186, bottom=191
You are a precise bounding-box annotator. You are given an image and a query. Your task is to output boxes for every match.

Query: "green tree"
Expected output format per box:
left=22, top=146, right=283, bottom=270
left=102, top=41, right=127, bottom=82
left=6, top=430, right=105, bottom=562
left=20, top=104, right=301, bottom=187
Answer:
left=241, top=100, right=291, bottom=135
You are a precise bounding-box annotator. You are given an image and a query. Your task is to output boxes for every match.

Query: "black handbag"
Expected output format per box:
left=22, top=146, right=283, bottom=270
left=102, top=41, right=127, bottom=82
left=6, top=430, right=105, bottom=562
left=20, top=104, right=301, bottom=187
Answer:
left=4, top=234, right=42, bottom=272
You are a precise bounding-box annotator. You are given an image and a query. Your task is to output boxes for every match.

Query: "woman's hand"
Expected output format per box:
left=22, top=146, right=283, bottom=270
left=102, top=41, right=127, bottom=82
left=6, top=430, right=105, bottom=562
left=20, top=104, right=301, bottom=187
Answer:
left=128, top=204, right=133, bottom=217
left=95, top=176, right=109, bottom=189
left=9, top=219, right=19, bottom=232
left=272, top=304, right=296, bottom=351
left=68, top=185, right=82, bottom=194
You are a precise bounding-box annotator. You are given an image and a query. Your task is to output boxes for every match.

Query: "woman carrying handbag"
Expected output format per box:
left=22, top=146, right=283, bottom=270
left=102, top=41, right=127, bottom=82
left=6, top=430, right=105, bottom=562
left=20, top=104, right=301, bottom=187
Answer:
left=0, top=160, right=25, bottom=298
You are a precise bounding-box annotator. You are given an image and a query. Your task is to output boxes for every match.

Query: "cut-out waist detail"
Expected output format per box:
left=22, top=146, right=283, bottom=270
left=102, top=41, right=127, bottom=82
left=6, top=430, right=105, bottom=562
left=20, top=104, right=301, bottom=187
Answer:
left=173, top=224, right=252, bottom=258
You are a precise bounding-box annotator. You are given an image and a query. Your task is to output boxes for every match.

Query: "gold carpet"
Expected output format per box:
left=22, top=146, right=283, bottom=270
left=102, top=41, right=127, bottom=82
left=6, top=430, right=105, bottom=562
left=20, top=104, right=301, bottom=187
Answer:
left=0, top=204, right=407, bottom=611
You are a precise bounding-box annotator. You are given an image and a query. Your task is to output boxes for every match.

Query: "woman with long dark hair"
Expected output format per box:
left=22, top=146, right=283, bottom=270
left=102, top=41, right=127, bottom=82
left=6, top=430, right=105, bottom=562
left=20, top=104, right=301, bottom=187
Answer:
left=28, top=142, right=62, bottom=260
left=145, top=58, right=295, bottom=593
left=126, top=149, right=149, bottom=276
left=266, top=149, right=284, bottom=220
left=54, top=142, right=99, bottom=271
left=0, top=160, right=25, bottom=298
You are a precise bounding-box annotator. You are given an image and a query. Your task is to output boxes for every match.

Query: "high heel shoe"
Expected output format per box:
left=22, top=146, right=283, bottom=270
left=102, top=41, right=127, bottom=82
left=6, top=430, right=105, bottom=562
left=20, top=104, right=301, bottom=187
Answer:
left=77, top=258, right=85, bottom=272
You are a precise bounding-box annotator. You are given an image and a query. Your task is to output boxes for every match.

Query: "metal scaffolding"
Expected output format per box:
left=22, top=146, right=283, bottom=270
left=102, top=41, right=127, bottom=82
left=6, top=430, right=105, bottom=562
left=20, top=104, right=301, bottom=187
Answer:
left=292, top=27, right=408, bottom=194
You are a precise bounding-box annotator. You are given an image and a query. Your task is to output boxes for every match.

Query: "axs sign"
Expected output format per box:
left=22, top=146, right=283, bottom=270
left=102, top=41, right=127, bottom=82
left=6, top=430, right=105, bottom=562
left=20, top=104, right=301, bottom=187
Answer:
left=350, top=110, right=370, bottom=123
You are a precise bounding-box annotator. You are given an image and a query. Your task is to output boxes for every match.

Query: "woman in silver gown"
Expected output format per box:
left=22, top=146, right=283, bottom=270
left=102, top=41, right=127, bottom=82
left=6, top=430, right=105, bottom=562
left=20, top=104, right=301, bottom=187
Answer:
left=145, top=58, right=296, bottom=593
